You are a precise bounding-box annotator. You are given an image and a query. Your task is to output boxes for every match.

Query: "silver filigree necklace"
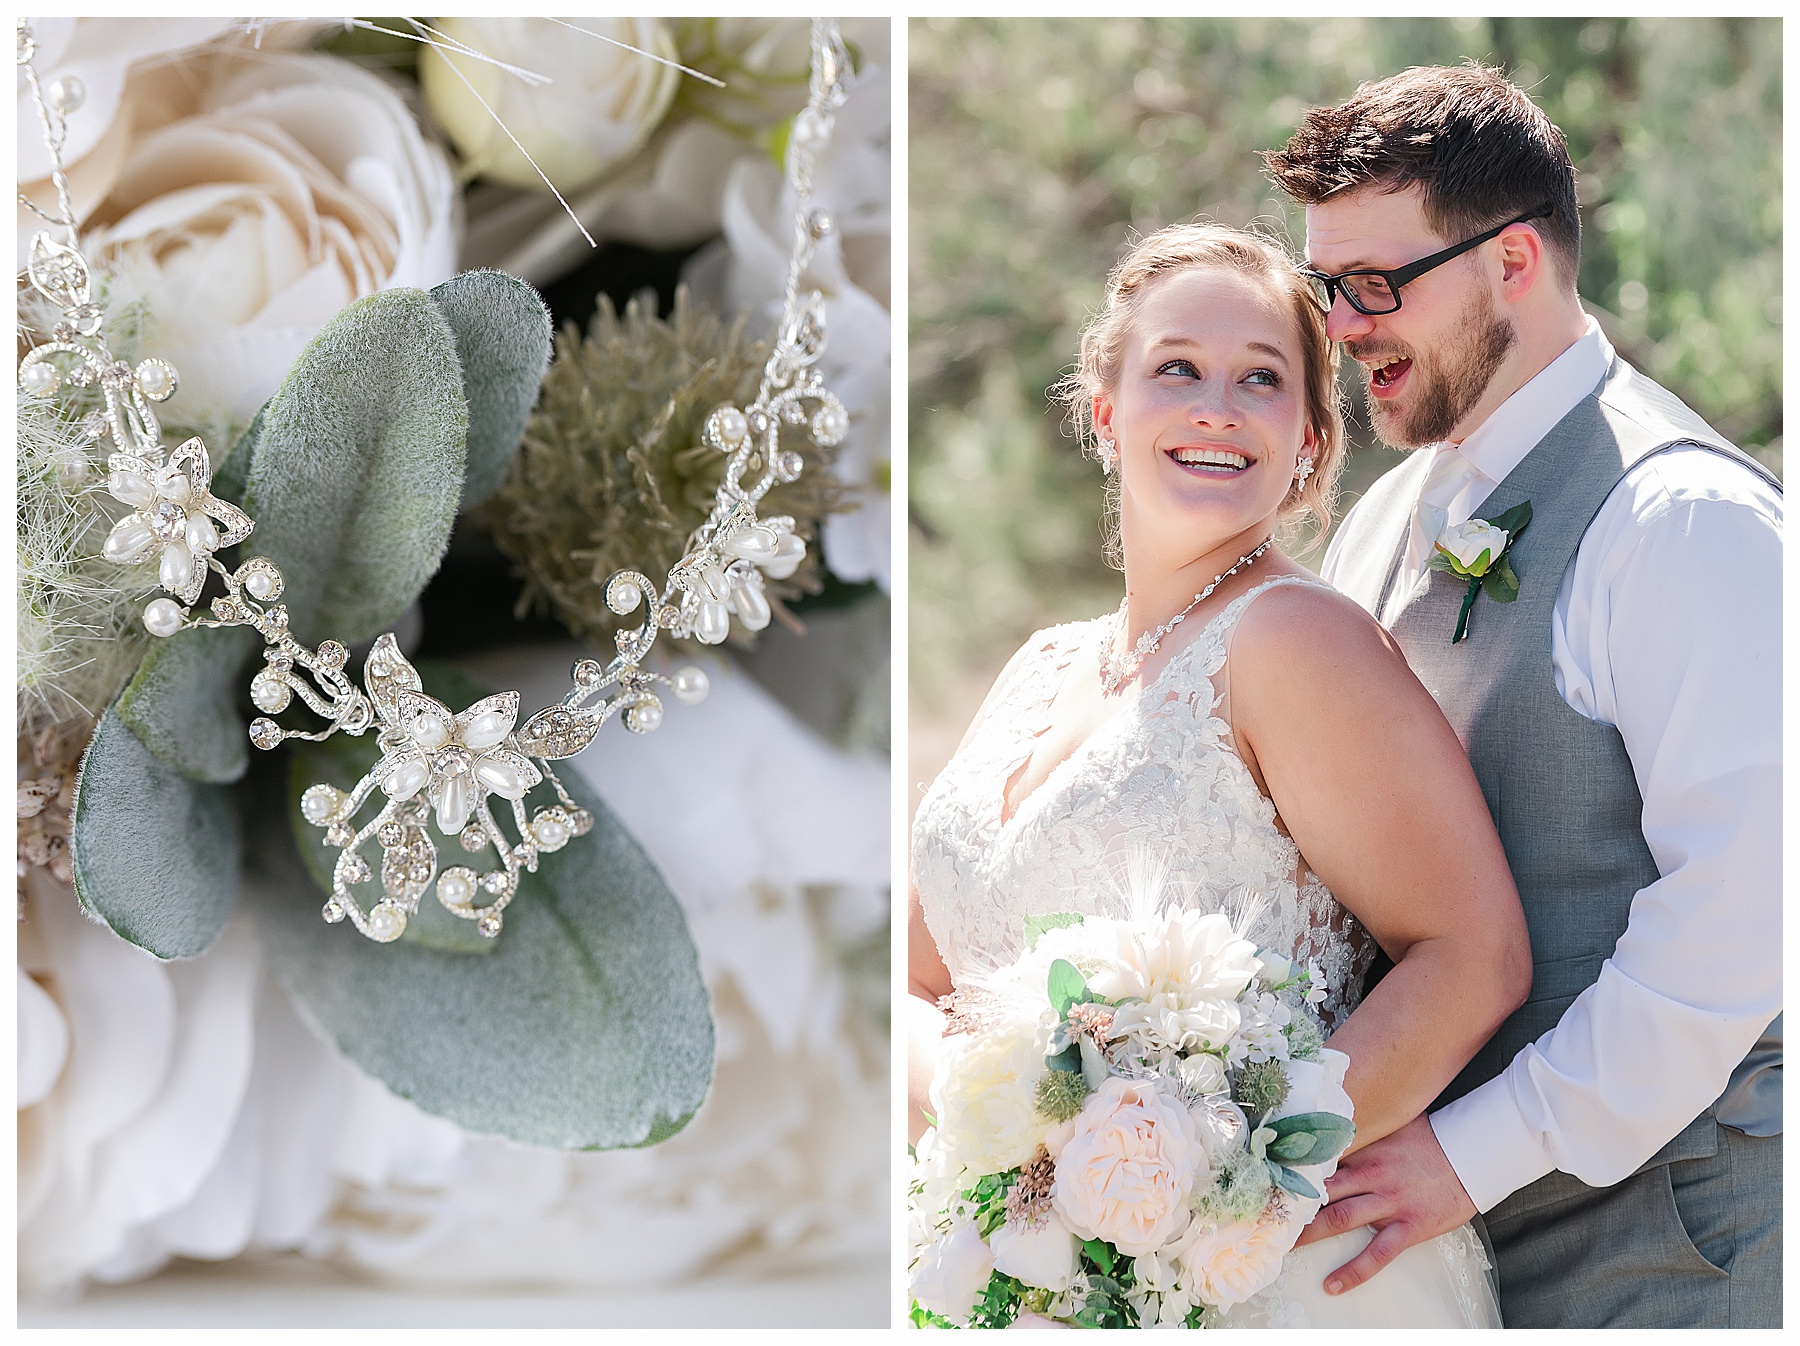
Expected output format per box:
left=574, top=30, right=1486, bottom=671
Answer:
left=1097, top=537, right=1275, bottom=696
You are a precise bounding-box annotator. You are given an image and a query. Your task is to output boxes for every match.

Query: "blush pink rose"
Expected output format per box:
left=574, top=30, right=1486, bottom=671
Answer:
left=1049, top=1077, right=1203, bottom=1257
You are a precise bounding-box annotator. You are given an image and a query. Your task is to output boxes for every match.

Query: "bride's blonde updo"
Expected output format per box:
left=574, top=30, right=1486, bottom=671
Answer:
left=1054, top=222, right=1346, bottom=559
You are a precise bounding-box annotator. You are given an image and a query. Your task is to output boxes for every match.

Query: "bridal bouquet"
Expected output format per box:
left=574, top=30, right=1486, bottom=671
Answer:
left=909, top=908, right=1355, bottom=1329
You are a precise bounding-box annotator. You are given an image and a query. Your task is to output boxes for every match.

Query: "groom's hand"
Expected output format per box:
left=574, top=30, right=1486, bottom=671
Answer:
left=1293, top=1113, right=1478, bottom=1294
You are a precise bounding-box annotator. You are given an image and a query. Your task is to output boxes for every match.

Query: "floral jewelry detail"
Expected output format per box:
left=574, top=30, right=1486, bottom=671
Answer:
left=1429, top=500, right=1532, bottom=644
left=20, top=18, right=856, bottom=944
left=1097, top=536, right=1274, bottom=695
left=1293, top=456, right=1314, bottom=486
left=1097, top=435, right=1118, bottom=473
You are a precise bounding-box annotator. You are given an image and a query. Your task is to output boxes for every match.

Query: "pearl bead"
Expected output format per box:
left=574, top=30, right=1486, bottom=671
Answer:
left=474, top=757, right=527, bottom=800
left=158, top=540, right=194, bottom=593
left=761, top=531, right=807, bottom=580
left=532, top=817, right=570, bottom=850
left=606, top=576, right=643, bottom=614
left=382, top=757, right=429, bottom=801
left=244, top=569, right=276, bottom=600
left=108, top=469, right=155, bottom=508
left=46, top=75, right=85, bottom=115
left=807, top=208, right=834, bottom=240
left=723, top=526, right=777, bottom=562
left=695, top=600, right=731, bottom=645
left=186, top=511, right=219, bottom=554
left=19, top=362, right=57, bottom=396
left=143, top=598, right=184, bottom=637
left=300, top=784, right=345, bottom=825
left=671, top=665, right=709, bottom=705
left=791, top=107, right=831, bottom=154
left=408, top=709, right=450, bottom=750
left=626, top=700, right=663, bottom=734
left=156, top=472, right=191, bottom=504
left=812, top=403, right=849, bottom=446
left=250, top=672, right=290, bottom=714
left=435, top=776, right=473, bottom=835
left=438, top=870, right=474, bottom=905
left=135, top=359, right=174, bottom=399
left=366, top=902, right=407, bottom=942
left=461, top=709, right=512, bottom=751
left=103, top=516, right=156, bottom=564
left=700, top=565, right=733, bottom=603
left=731, top=578, right=771, bottom=631
left=713, top=405, right=748, bottom=446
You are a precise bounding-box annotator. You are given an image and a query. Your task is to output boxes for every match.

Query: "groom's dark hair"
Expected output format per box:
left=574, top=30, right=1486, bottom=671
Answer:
left=1265, top=62, right=1580, bottom=289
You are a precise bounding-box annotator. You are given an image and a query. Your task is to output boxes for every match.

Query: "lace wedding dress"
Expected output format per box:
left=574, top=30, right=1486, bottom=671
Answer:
left=913, top=577, right=1501, bottom=1328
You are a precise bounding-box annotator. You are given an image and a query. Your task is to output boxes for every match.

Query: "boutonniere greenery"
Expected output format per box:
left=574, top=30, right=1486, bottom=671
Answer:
left=1429, top=501, right=1532, bottom=644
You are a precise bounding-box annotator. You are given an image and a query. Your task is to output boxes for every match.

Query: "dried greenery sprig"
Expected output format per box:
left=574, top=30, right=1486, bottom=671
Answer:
left=483, top=287, right=844, bottom=652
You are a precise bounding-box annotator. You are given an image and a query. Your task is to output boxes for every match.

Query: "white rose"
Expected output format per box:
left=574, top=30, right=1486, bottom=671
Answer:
left=930, top=1014, right=1050, bottom=1175
left=1177, top=1215, right=1298, bottom=1310
left=421, top=18, right=680, bottom=194
left=1176, top=1052, right=1228, bottom=1099
left=71, top=47, right=457, bottom=425
left=990, top=1210, right=1081, bottom=1292
left=1437, top=518, right=1509, bottom=573
left=1050, top=1076, right=1204, bottom=1257
left=911, top=1221, right=995, bottom=1326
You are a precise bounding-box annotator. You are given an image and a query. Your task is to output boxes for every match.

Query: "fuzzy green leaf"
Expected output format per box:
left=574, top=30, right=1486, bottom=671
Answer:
left=1267, top=1159, right=1322, bottom=1200
left=209, top=405, right=262, bottom=506
left=113, top=625, right=260, bottom=782
left=429, top=270, right=552, bottom=511
left=251, top=662, right=713, bottom=1150
left=242, top=287, right=469, bottom=646
left=69, top=707, right=240, bottom=959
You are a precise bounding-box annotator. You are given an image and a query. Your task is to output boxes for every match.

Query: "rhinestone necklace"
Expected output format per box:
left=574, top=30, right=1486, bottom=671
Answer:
left=1097, top=537, right=1275, bottom=696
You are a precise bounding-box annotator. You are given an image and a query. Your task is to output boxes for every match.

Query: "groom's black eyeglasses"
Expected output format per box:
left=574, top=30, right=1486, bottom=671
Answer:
left=1299, top=203, right=1555, bottom=316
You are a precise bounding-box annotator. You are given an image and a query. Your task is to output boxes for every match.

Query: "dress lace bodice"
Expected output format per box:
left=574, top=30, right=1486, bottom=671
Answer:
left=913, top=576, right=1376, bottom=1030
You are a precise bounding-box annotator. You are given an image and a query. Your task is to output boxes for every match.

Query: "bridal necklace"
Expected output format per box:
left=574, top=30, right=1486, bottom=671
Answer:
left=18, top=19, right=853, bottom=944
left=1097, top=537, right=1275, bottom=696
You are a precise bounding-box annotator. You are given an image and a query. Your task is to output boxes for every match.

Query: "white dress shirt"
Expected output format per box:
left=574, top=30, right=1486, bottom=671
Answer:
left=1321, top=317, right=1783, bottom=1213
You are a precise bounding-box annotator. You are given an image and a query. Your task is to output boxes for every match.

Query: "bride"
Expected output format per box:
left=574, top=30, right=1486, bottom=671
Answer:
left=908, top=223, right=1529, bottom=1327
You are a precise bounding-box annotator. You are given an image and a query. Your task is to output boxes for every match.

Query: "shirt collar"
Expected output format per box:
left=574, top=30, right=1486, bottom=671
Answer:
left=1448, top=314, right=1612, bottom=486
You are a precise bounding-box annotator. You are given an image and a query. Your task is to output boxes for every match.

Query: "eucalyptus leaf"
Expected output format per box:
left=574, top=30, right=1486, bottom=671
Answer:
left=114, top=625, right=260, bottom=782
left=69, top=707, right=240, bottom=959
left=1267, top=1160, right=1322, bottom=1200
left=242, top=287, right=469, bottom=646
left=429, top=270, right=552, bottom=511
left=252, top=662, right=713, bottom=1150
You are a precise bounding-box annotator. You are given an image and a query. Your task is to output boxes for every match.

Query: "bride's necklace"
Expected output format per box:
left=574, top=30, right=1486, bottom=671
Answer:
left=1097, top=537, right=1274, bottom=696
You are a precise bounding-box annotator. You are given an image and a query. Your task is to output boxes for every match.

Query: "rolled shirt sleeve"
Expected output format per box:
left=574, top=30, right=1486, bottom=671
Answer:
left=1431, top=452, right=1782, bottom=1212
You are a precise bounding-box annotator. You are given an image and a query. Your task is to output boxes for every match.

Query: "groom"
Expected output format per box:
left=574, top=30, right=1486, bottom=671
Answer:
left=1265, top=65, right=1781, bottom=1327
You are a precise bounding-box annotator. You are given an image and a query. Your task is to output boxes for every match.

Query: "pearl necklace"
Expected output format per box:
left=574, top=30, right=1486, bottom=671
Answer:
left=1097, top=537, right=1275, bottom=696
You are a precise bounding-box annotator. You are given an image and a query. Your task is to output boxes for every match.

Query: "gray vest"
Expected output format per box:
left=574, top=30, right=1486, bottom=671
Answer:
left=1330, top=356, right=1782, bottom=1185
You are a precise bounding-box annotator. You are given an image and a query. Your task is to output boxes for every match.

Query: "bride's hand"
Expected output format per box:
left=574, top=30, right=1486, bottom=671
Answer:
left=1293, top=1113, right=1479, bottom=1294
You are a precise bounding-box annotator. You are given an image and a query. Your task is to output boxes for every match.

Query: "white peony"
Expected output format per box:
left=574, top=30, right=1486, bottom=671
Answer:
left=1050, top=1077, right=1204, bottom=1257
left=990, top=1209, right=1081, bottom=1292
left=32, top=44, right=457, bottom=428
left=420, top=18, right=680, bottom=194
left=930, top=1015, right=1050, bottom=1177
left=911, top=1220, right=996, bottom=1326
left=1436, top=518, right=1509, bottom=573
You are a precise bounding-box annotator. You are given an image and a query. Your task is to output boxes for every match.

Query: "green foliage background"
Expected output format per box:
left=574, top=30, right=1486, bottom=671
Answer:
left=909, top=17, right=1781, bottom=732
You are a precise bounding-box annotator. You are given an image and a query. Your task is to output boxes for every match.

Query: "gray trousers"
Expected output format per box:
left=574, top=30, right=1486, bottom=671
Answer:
left=1483, top=1123, right=1781, bottom=1327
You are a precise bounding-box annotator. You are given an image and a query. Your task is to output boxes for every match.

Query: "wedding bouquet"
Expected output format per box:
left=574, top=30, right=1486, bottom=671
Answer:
left=908, top=907, right=1355, bottom=1328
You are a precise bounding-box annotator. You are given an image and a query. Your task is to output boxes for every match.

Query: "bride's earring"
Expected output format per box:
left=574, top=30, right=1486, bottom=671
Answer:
left=1098, top=435, right=1118, bottom=474
left=1294, top=456, right=1315, bottom=487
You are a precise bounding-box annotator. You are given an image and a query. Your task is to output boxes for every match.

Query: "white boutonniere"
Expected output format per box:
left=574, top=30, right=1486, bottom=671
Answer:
left=1428, top=501, right=1532, bottom=643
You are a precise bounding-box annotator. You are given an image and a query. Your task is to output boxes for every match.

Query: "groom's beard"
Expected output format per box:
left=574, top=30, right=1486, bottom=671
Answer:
left=1354, top=287, right=1518, bottom=448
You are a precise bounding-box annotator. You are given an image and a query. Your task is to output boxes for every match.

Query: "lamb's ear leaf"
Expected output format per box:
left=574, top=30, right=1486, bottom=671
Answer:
left=68, top=706, right=240, bottom=959
left=428, top=270, right=552, bottom=511
left=241, top=287, right=469, bottom=646
left=251, top=661, right=715, bottom=1150
left=208, top=404, right=262, bottom=506
left=114, top=625, right=261, bottom=783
